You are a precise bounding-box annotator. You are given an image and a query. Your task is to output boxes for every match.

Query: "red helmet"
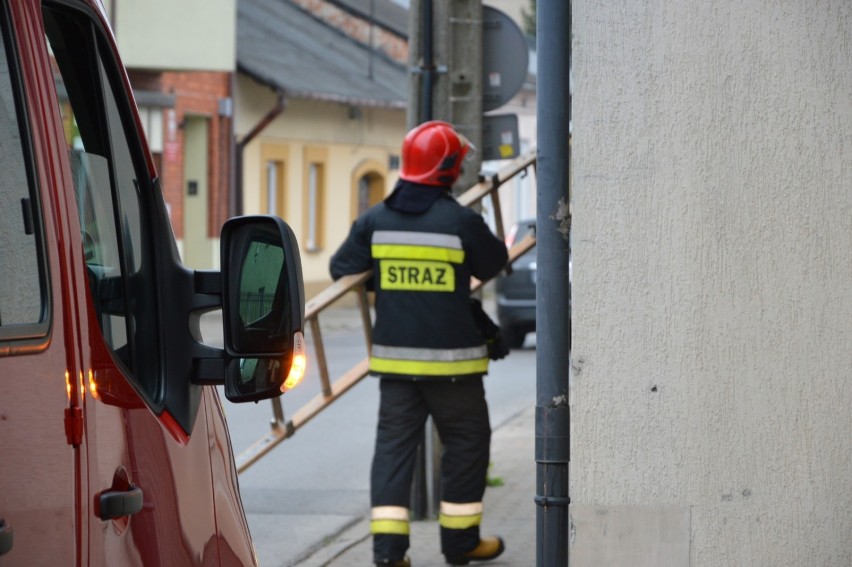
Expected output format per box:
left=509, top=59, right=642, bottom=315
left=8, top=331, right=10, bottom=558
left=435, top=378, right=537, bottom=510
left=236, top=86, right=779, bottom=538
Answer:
left=399, top=121, right=473, bottom=186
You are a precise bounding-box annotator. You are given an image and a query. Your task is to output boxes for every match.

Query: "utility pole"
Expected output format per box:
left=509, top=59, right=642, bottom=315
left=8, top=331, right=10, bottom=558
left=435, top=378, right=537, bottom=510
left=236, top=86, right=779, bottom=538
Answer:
left=535, top=1, right=571, bottom=565
left=408, top=0, right=483, bottom=196
left=407, top=0, right=484, bottom=520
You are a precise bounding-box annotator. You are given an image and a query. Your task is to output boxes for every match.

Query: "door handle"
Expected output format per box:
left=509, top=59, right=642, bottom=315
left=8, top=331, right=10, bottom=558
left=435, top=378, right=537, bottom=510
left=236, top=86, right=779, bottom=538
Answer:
left=98, top=486, right=144, bottom=520
left=0, top=518, right=12, bottom=556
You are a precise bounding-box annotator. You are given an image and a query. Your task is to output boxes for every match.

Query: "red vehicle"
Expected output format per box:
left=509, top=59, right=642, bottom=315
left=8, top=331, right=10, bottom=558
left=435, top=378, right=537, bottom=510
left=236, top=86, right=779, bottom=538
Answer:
left=0, top=0, right=305, bottom=564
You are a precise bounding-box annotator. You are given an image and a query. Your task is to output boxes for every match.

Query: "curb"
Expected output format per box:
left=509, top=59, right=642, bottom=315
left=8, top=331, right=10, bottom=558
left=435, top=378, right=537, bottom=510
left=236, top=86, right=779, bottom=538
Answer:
left=292, top=517, right=372, bottom=567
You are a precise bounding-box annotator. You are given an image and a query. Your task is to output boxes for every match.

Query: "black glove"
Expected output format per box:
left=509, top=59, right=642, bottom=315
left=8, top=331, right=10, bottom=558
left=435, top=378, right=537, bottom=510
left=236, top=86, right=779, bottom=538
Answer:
left=469, top=298, right=510, bottom=361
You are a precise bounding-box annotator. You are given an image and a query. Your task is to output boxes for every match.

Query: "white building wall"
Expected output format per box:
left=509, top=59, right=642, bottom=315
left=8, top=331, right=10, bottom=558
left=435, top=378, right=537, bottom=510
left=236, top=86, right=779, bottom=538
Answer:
left=571, top=1, right=851, bottom=565
left=111, top=0, right=236, bottom=71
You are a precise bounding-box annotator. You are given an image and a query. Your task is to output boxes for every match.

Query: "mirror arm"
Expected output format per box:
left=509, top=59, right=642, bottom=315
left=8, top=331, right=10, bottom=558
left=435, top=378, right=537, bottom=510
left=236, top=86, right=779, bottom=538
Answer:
left=192, top=356, right=227, bottom=385
left=189, top=270, right=227, bottom=385
left=194, top=270, right=222, bottom=297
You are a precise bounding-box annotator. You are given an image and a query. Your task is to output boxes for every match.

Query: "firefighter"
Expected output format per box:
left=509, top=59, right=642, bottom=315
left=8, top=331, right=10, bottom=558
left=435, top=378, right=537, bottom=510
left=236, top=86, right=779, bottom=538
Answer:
left=330, top=121, right=509, bottom=567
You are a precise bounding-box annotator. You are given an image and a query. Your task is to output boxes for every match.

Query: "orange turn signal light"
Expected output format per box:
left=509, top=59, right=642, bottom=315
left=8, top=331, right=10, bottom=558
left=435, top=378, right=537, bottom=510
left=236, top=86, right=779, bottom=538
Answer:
left=281, top=332, right=307, bottom=393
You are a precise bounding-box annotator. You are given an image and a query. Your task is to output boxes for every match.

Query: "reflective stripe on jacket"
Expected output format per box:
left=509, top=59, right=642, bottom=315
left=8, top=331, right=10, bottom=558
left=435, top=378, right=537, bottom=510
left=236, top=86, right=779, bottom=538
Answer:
left=372, top=230, right=463, bottom=292
left=370, top=344, right=489, bottom=376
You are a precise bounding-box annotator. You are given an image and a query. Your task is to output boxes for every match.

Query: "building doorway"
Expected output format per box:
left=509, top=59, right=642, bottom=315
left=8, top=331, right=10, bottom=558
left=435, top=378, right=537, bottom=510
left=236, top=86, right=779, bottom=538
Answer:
left=182, top=116, right=210, bottom=269
left=356, top=171, right=384, bottom=217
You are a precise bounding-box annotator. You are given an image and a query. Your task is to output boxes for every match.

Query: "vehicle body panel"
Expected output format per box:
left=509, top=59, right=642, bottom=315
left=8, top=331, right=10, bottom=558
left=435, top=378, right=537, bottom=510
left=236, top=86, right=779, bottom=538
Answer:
left=496, top=219, right=537, bottom=348
left=2, top=0, right=84, bottom=562
left=0, top=1, right=260, bottom=564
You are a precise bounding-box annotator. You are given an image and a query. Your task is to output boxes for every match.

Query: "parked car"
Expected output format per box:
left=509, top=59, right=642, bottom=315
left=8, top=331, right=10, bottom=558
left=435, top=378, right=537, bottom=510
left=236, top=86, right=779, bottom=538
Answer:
left=0, top=1, right=304, bottom=564
left=496, top=219, right=537, bottom=348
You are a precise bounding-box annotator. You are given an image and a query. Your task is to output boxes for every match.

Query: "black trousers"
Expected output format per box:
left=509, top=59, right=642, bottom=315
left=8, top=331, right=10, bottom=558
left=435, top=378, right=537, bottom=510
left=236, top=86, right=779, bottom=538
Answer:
left=371, top=377, right=491, bottom=562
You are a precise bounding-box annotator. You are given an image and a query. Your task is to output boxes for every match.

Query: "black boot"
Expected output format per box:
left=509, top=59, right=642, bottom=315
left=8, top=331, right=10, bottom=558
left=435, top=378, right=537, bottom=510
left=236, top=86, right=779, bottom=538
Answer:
left=375, top=556, right=411, bottom=567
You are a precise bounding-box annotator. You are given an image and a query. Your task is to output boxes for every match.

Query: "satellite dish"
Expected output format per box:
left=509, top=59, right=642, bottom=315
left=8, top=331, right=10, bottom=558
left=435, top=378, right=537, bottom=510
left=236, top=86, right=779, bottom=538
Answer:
left=482, top=5, right=530, bottom=112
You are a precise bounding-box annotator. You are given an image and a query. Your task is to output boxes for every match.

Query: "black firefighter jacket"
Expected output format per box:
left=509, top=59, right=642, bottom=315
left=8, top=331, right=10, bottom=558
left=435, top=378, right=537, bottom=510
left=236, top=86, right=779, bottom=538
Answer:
left=329, top=182, right=508, bottom=379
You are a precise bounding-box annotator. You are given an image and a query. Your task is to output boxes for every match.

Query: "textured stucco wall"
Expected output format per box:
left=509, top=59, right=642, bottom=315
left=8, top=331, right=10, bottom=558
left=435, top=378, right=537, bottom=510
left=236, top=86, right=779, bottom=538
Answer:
left=571, top=1, right=851, bottom=565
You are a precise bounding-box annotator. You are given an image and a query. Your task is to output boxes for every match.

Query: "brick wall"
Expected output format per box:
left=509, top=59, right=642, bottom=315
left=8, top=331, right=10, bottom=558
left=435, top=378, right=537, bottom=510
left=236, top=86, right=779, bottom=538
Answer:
left=129, top=70, right=233, bottom=239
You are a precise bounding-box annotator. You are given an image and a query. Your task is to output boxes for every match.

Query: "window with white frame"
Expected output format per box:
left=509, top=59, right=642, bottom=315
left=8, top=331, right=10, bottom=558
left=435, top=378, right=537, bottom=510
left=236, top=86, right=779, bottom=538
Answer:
left=305, top=162, right=323, bottom=251
left=302, top=147, right=326, bottom=253
left=266, top=159, right=285, bottom=216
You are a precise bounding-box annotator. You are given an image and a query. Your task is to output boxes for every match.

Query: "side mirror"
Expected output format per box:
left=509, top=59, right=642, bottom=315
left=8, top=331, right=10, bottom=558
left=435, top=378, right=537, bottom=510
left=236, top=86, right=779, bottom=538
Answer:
left=220, top=216, right=305, bottom=402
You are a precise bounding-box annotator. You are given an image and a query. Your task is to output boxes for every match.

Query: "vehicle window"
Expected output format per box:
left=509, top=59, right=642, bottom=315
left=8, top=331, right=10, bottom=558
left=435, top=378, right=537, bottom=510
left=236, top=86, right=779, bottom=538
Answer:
left=44, top=3, right=160, bottom=401
left=0, top=5, right=49, bottom=345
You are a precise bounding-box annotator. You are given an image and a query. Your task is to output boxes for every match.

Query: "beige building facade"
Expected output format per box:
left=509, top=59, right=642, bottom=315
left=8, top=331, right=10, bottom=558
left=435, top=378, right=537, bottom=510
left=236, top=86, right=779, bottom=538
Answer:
left=236, top=78, right=407, bottom=296
left=233, top=0, right=411, bottom=295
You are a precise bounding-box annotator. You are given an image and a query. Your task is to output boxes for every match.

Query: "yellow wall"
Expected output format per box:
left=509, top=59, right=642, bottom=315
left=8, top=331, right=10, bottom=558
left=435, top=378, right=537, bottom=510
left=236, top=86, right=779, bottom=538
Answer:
left=236, top=76, right=407, bottom=295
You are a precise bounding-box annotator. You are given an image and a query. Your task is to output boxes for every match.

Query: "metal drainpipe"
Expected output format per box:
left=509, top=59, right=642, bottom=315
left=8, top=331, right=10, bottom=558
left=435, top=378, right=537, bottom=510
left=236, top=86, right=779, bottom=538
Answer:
left=235, top=90, right=287, bottom=216
left=368, top=0, right=375, bottom=81
left=228, top=72, right=238, bottom=219
left=421, top=0, right=434, bottom=122
left=410, top=0, right=437, bottom=522
left=536, top=0, right=571, bottom=566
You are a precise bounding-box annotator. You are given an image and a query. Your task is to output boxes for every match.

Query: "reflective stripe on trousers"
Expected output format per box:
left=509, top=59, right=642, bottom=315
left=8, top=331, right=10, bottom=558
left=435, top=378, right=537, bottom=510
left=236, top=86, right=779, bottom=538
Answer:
left=371, top=505, right=410, bottom=536
left=439, top=501, right=483, bottom=530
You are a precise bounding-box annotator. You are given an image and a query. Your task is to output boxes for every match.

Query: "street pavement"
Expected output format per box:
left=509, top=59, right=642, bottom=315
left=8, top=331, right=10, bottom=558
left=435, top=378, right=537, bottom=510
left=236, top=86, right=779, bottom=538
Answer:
left=294, top=402, right=537, bottom=567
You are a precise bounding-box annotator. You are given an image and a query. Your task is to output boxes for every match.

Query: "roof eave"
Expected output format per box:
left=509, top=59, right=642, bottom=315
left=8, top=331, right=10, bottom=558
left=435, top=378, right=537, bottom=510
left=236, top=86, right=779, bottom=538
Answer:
left=238, top=65, right=406, bottom=110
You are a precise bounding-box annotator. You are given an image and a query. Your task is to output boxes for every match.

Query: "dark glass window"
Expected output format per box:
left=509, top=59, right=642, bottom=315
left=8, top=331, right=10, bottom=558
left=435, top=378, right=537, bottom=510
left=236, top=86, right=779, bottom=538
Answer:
left=44, top=3, right=160, bottom=402
left=0, top=6, right=49, bottom=345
